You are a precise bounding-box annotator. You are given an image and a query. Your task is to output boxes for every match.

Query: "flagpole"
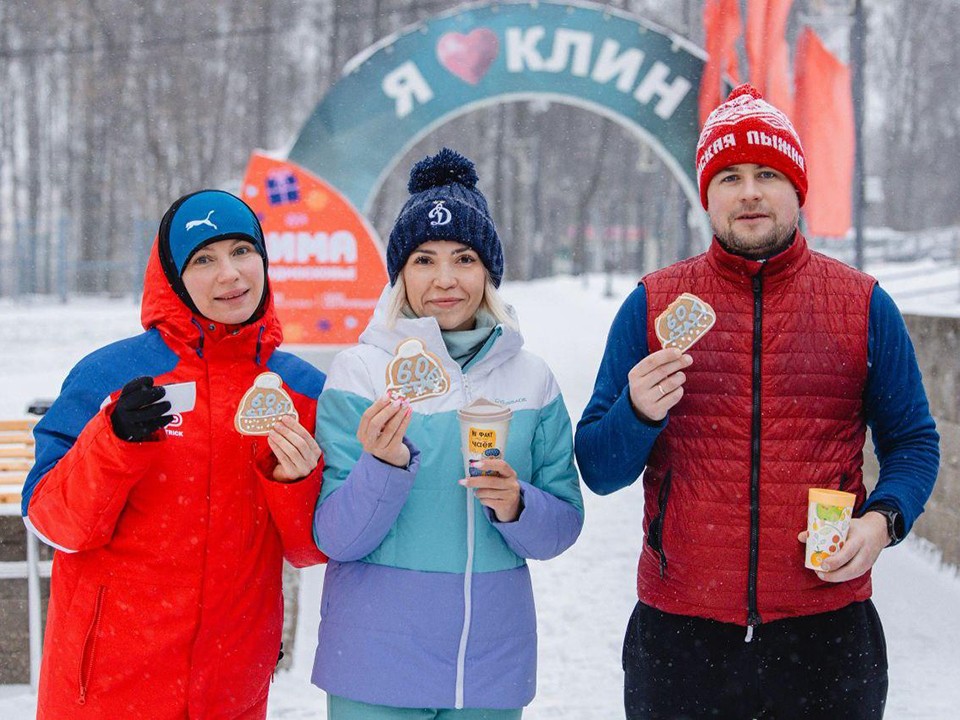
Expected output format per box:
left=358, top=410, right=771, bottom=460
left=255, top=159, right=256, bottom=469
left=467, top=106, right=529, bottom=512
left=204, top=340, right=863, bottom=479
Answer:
left=851, top=0, right=866, bottom=270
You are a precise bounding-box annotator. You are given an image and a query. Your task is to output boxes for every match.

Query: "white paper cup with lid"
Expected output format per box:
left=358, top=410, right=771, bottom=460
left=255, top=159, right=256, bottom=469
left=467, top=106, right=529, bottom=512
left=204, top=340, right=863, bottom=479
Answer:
left=457, top=398, right=513, bottom=476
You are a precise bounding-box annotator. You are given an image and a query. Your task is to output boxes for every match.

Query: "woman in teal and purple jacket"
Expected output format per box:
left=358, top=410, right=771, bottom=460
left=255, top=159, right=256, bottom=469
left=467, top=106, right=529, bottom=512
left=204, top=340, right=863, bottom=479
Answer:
left=311, top=149, right=583, bottom=719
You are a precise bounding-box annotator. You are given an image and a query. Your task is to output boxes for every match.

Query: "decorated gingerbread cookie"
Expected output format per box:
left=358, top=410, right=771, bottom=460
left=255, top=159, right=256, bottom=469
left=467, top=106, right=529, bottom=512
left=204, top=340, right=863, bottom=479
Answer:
left=655, top=293, right=717, bottom=352
left=235, top=372, right=298, bottom=435
left=385, top=338, right=450, bottom=403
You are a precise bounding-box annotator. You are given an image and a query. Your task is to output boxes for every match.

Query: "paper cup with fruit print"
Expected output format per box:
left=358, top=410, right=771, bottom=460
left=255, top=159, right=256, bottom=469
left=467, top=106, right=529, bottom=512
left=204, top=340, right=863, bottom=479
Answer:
left=805, top=488, right=857, bottom=571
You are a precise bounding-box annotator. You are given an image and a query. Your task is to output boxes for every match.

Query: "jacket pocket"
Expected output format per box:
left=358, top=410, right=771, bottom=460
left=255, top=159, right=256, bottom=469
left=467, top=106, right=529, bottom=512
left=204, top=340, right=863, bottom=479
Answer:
left=645, top=469, right=673, bottom=579
left=77, top=585, right=106, bottom=705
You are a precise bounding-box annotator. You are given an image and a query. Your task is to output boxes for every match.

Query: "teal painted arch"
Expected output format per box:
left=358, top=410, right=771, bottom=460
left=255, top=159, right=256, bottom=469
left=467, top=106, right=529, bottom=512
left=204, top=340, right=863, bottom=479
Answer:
left=288, top=0, right=711, bottom=240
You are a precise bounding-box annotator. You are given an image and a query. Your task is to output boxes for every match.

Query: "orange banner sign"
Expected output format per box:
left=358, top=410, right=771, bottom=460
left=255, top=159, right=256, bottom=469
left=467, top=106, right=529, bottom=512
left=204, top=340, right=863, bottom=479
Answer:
left=794, top=28, right=854, bottom=237
left=746, top=0, right=795, bottom=120
left=240, top=153, right=388, bottom=345
left=699, top=0, right=743, bottom=127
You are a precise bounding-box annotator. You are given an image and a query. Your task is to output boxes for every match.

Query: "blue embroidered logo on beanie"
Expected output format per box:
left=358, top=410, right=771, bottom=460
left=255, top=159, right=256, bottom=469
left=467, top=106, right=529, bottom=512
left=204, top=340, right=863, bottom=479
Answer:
left=428, top=200, right=453, bottom=227
left=387, top=148, right=503, bottom=286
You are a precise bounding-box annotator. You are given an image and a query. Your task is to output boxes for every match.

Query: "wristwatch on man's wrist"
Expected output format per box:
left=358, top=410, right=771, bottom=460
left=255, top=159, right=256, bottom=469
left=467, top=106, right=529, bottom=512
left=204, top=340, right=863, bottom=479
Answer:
left=869, top=504, right=905, bottom=546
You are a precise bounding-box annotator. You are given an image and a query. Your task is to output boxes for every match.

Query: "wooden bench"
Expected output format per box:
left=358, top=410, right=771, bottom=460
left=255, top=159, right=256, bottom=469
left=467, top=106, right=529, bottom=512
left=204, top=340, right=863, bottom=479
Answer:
left=0, top=417, right=46, bottom=690
left=0, top=419, right=36, bottom=505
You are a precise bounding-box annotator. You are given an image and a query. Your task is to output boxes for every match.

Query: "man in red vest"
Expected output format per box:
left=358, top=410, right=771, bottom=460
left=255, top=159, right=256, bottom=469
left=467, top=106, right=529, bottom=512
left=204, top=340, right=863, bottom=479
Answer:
left=576, top=84, right=940, bottom=719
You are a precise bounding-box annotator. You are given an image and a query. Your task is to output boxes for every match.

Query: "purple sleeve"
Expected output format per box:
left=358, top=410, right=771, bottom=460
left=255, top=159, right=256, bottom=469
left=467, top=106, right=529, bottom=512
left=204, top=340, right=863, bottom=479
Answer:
left=485, top=480, right=584, bottom=560
left=313, top=440, right=420, bottom=561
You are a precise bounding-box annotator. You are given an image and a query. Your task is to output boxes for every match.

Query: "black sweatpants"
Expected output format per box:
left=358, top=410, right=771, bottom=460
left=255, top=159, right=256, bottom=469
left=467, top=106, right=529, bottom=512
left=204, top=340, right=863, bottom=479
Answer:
left=623, top=600, right=888, bottom=719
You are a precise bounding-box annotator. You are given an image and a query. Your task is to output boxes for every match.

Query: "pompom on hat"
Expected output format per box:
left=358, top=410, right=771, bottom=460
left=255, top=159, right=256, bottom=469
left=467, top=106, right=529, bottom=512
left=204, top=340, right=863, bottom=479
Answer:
left=387, top=148, right=503, bottom=286
left=696, top=83, right=807, bottom=209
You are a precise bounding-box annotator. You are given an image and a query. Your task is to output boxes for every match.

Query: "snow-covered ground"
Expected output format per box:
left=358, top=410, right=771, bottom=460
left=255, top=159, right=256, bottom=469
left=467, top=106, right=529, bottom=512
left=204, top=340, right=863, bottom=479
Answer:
left=1, top=269, right=958, bottom=718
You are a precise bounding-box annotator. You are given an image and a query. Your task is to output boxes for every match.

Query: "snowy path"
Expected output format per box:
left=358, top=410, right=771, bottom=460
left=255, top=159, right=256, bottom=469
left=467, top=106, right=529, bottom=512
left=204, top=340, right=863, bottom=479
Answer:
left=1, top=274, right=957, bottom=718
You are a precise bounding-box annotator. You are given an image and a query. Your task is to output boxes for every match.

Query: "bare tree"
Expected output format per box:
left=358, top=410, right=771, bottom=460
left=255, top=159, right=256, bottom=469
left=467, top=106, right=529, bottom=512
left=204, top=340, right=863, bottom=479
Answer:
left=5, top=0, right=952, bottom=298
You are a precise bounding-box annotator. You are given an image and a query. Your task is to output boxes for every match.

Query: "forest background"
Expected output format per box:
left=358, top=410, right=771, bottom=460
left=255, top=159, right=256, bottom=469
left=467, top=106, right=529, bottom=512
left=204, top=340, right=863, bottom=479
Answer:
left=1, top=0, right=957, bottom=296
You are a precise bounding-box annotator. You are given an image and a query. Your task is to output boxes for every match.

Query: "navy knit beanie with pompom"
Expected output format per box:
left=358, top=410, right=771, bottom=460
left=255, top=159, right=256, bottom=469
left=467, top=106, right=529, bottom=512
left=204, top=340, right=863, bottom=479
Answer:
left=387, top=148, right=503, bottom=287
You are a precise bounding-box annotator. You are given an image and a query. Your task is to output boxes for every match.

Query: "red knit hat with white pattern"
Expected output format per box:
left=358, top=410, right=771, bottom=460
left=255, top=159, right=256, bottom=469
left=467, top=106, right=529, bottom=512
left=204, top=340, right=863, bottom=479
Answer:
left=695, top=84, right=807, bottom=209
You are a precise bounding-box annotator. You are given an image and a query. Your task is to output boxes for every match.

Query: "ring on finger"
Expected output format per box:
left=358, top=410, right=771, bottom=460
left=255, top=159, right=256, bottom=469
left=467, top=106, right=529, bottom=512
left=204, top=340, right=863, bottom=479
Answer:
left=657, top=383, right=666, bottom=397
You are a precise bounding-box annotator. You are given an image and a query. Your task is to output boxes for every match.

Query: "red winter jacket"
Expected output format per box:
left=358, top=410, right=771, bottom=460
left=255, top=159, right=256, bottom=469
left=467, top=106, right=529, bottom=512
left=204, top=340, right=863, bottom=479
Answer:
left=24, top=240, right=327, bottom=719
left=640, top=233, right=876, bottom=627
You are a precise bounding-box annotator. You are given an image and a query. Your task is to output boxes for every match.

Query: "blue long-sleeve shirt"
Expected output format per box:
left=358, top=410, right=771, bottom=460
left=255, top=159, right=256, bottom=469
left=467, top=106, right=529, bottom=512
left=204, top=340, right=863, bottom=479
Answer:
left=575, top=283, right=940, bottom=537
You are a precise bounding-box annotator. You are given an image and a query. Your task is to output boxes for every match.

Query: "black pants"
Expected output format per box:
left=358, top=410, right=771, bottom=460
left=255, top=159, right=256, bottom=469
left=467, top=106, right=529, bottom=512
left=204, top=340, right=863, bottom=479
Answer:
left=623, top=600, right=888, bottom=719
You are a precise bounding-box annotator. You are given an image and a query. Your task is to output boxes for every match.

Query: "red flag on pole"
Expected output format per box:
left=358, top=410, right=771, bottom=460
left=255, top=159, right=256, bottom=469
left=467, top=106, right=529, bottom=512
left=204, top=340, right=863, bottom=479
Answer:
left=794, top=27, right=854, bottom=237
left=746, top=0, right=795, bottom=119
left=699, top=0, right=743, bottom=126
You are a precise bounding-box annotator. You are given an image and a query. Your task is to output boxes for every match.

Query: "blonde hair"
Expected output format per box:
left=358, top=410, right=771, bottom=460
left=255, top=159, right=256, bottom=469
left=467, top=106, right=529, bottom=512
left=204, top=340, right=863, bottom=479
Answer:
left=385, top=273, right=517, bottom=331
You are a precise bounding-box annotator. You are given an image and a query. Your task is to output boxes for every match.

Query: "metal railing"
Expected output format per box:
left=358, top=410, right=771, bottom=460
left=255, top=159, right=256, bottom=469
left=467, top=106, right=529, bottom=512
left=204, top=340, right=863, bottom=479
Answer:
left=0, top=219, right=154, bottom=301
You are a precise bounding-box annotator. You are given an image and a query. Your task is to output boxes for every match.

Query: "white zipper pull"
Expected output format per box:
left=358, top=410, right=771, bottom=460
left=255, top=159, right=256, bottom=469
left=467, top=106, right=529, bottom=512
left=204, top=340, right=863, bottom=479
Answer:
left=744, top=623, right=755, bottom=643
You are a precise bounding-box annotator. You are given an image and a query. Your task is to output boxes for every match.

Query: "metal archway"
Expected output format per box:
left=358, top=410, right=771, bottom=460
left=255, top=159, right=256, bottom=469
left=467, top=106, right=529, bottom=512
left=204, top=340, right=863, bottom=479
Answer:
left=289, top=0, right=710, bottom=241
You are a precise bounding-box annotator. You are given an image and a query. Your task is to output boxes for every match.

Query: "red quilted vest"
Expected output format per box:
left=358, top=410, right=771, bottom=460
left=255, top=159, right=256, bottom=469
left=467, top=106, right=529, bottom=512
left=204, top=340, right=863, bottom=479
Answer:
left=640, top=233, right=876, bottom=626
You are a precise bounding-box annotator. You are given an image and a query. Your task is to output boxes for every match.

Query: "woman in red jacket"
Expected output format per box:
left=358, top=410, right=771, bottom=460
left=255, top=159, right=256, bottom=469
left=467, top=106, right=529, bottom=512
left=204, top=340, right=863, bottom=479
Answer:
left=21, top=189, right=327, bottom=719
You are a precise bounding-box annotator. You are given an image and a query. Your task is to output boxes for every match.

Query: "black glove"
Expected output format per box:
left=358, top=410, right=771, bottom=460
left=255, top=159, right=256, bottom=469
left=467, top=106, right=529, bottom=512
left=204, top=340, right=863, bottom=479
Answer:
left=110, top=376, right=173, bottom=442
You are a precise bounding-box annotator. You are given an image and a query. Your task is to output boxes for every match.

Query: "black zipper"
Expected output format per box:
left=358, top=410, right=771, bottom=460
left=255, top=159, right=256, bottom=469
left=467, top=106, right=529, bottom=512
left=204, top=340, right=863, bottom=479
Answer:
left=746, top=271, right=763, bottom=642
left=839, top=472, right=851, bottom=491
left=646, top=469, right=673, bottom=579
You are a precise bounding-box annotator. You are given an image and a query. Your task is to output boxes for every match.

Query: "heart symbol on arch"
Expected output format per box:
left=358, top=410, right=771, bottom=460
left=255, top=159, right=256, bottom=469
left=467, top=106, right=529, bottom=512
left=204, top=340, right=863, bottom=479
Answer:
left=436, top=28, right=499, bottom=85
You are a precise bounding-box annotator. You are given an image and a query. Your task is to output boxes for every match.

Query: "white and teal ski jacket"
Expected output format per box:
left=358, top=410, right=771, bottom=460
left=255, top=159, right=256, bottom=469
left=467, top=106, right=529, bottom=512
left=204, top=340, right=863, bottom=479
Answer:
left=311, top=291, right=583, bottom=710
